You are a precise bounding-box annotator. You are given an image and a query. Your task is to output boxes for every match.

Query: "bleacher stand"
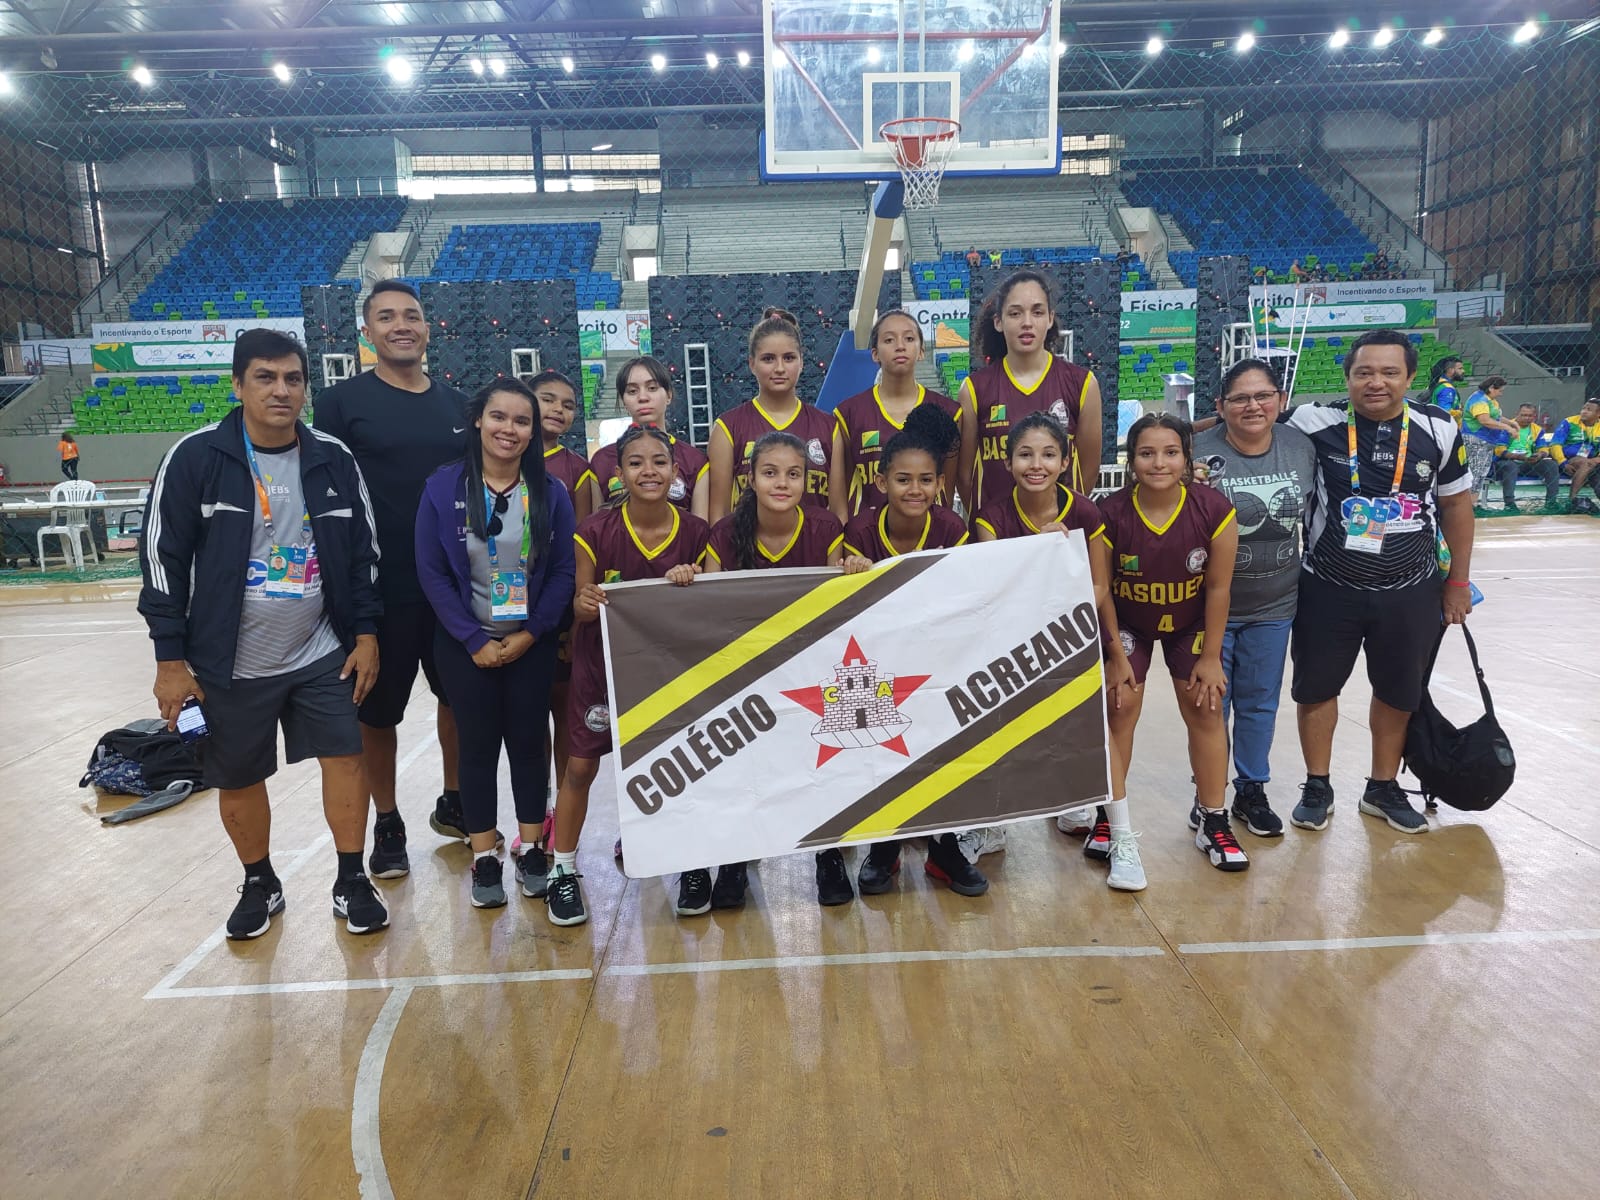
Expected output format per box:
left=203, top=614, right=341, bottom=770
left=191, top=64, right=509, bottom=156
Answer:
left=911, top=248, right=1152, bottom=302
left=71, top=374, right=261, bottom=433
left=427, top=221, right=622, bottom=308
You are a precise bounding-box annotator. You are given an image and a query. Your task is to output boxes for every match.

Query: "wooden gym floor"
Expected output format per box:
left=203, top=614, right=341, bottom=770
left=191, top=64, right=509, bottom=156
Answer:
left=2, top=515, right=1597, bottom=1200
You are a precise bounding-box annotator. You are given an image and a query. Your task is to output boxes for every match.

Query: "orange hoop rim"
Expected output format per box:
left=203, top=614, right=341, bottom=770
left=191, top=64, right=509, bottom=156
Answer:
left=879, top=116, right=961, bottom=168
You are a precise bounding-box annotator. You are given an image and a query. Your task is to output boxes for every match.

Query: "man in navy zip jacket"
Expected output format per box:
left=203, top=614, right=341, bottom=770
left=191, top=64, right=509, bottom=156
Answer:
left=139, top=328, right=390, bottom=941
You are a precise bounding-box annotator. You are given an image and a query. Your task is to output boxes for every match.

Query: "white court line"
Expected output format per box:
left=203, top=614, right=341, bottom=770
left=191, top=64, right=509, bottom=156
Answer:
left=1429, top=673, right=1591, bottom=753
left=605, top=944, right=1166, bottom=977
left=151, top=967, right=594, bottom=1000
left=352, top=984, right=411, bottom=1200
left=1179, top=928, right=1600, bottom=955
left=4, top=629, right=145, bottom=638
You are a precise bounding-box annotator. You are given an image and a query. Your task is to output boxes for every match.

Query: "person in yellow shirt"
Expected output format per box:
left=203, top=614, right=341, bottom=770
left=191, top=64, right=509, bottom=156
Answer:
left=1546, top=398, right=1600, bottom=513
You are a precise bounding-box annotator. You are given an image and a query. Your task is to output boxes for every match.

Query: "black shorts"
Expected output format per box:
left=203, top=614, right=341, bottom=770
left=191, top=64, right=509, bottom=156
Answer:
left=359, top=601, right=447, bottom=728
left=196, top=652, right=364, bottom=790
left=1290, top=571, right=1441, bottom=713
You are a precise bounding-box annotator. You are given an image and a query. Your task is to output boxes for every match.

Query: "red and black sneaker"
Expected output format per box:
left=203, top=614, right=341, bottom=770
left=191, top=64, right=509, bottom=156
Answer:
left=1195, top=809, right=1250, bottom=872
left=1082, top=806, right=1111, bottom=861
left=923, top=833, right=988, bottom=896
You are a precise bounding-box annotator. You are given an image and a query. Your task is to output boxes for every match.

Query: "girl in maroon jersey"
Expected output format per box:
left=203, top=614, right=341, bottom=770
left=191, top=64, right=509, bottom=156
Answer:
left=707, top=312, right=836, bottom=522
left=690, top=432, right=870, bottom=914
left=828, top=310, right=960, bottom=521
left=972, top=412, right=1146, bottom=891
left=544, top=425, right=711, bottom=927
left=1099, top=413, right=1246, bottom=874
left=957, top=269, right=1104, bottom=513
left=589, top=356, right=710, bottom=518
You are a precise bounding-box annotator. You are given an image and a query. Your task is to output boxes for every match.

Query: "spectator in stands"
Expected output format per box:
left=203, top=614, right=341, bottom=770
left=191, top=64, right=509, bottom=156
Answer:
left=139, top=328, right=387, bottom=940
left=1281, top=328, right=1475, bottom=836
left=966, top=246, right=982, bottom=270
left=1426, top=356, right=1466, bottom=421
left=988, top=249, right=1002, bottom=268
left=1290, top=260, right=1308, bottom=283
left=1494, top=402, right=1560, bottom=512
left=58, top=432, right=79, bottom=481
left=1192, top=359, right=1317, bottom=838
left=1547, top=397, right=1600, bottom=513
left=1461, top=376, right=1521, bottom=502
left=314, top=279, right=472, bottom=882
left=414, top=379, right=576, bottom=909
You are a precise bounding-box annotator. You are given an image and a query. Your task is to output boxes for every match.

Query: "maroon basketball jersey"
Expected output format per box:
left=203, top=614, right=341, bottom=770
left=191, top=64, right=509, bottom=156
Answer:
left=716, top=399, right=834, bottom=510
left=706, top=506, right=844, bottom=570
left=974, top=485, right=1107, bottom=546
left=589, top=434, right=708, bottom=512
left=842, top=504, right=969, bottom=562
left=542, top=444, right=595, bottom=510
left=833, top=385, right=959, bottom=514
left=968, top=356, right=1094, bottom=511
left=1099, top=483, right=1236, bottom=639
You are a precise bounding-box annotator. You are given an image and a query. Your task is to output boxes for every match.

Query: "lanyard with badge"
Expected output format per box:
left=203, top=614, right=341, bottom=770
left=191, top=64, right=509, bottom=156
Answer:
left=485, top=478, right=531, bottom=621
left=1342, top=404, right=1408, bottom=555
left=244, top=433, right=315, bottom=597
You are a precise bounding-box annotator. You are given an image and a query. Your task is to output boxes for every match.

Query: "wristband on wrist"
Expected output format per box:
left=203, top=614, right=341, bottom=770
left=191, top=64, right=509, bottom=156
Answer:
left=1444, top=578, right=1471, bottom=589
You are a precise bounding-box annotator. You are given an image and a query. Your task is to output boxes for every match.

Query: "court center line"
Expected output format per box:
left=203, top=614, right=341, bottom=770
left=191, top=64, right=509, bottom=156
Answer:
left=1178, top=929, right=1600, bottom=955
left=352, top=983, right=411, bottom=1200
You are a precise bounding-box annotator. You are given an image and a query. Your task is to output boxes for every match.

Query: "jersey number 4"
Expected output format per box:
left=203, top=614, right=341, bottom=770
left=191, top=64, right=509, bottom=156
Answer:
left=1157, top=613, right=1175, bottom=633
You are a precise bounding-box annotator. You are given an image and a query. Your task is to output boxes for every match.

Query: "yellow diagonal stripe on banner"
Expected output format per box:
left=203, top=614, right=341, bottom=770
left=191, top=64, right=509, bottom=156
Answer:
left=616, top=560, right=908, bottom=745
left=838, top=660, right=1105, bottom=842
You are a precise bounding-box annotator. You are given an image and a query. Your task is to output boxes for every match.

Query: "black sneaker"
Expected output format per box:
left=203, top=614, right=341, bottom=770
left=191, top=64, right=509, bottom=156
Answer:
left=857, top=842, right=901, bottom=895
left=226, top=875, right=284, bottom=940
left=1291, top=777, right=1335, bottom=831
left=470, top=855, right=507, bottom=908
left=815, top=848, right=854, bottom=906
left=545, top=869, right=588, bottom=926
left=1231, top=781, right=1284, bottom=837
left=1083, top=806, right=1111, bottom=860
left=924, top=833, right=989, bottom=896
left=1358, top=778, right=1429, bottom=834
left=368, top=812, right=410, bottom=879
left=428, top=794, right=467, bottom=841
left=1195, top=810, right=1250, bottom=871
left=711, top=862, right=748, bottom=909
left=332, top=873, right=390, bottom=933
left=675, top=868, right=713, bottom=916
left=514, top=846, right=549, bottom=899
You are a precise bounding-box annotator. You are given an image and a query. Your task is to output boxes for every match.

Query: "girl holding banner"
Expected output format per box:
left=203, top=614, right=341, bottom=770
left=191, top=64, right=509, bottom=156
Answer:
left=957, top=269, right=1104, bottom=513
left=827, top=311, right=960, bottom=520
left=973, top=413, right=1147, bottom=892
left=1099, top=414, right=1246, bottom=875
left=414, top=379, right=577, bottom=910
left=588, top=357, right=710, bottom=517
left=545, top=425, right=711, bottom=927
left=706, top=313, right=836, bottom=522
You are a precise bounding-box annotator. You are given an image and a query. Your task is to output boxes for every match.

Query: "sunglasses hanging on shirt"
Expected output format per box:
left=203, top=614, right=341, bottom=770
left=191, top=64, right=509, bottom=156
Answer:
left=485, top=486, right=512, bottom=537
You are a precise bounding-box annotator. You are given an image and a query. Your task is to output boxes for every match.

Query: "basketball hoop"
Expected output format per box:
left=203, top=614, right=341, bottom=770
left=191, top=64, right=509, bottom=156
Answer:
left=880, top=117, right=960, bottom=210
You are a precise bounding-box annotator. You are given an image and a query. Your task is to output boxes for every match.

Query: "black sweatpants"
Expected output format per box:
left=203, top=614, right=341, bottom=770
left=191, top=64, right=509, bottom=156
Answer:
left=432, top=627, right=559, bottom=836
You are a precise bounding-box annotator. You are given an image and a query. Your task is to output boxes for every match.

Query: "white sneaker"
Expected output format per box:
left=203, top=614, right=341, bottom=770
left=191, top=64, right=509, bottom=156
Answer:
left=957, top=826, right=1008, bottom=863
left=1106, top=831, right=1147, bottom=892
left=1056, top=806, right=1094, bottom=835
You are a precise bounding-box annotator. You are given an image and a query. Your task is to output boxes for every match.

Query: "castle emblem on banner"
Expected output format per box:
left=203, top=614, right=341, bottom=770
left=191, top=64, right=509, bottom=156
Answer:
left=782, top=636, right=930, bottom=767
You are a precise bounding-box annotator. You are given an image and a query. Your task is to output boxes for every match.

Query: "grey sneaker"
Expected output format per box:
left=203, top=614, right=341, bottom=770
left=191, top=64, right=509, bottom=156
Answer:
left=470, top=855, right=507, bottom=908
left=1358, top=779, right=1429, bottom=834
left=514, top=846, right=549, bottom=899
left=1291, top=777, right=1335, bottom=831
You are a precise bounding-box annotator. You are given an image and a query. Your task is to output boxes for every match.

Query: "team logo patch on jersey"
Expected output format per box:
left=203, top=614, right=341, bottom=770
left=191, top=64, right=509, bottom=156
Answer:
left=668, top=476, right=687, bottom=501
left=806, top=438, right=827, bottom=466
left=1048, top=400, right=1070, bottom=426
left=989, top=404, right=1008, bottom=426
left=1119, top=553, right=1141, bottom=574
left=1186, top=547, right=1208, bottom=573
left=861, top=430, right=880, bottom=450
left=1457, top=445, right=1468, bottom=466
left=1119, top=628, right=1137, bottom=658
left=743, top=441, right=756, bottom=459
left=606, top=475, right=624, bottom=495
left=603, top=569, right=623, bottom=583
left=780, top=635, right=929, bottom=768
left=584, top=704, right=611, bottom=733
left=1416, top=460, right=1432, bottom=480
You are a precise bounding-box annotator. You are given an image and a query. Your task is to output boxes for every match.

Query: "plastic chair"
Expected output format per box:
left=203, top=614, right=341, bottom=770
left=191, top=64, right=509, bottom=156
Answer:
left=37, top=480, right=101, bottom=572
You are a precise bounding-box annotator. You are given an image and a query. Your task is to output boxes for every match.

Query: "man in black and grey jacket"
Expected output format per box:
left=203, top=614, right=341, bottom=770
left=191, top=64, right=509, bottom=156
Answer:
left=139, top=328, right=390, bottom=940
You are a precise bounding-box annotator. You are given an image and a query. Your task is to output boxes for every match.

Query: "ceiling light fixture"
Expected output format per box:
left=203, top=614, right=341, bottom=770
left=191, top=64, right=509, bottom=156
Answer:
left=1146, top=35, right=1164, bottom=55
left=737, top=50, right=751, bottom=67
left=1512, top=20, right=1539, bottom=44
left=705, top=51, right=719, bottom=69
left=130, top=64, right=154, bottom=86
left=272, top=62, right=293, bottom=83
left=468, top=57, right=484, bottom=75
left=650, top=52, right=667, bottom=71
left=561, top=55, right=575, bottom=73
left=488, top=57, right=506, bottom=76
left=1235, top=31, right=1255, bottom=53
left=1423, top=27, right=1445, bottom=46
left=1372, top=27, right=1394, bottom=48
left=1328, top=28, right=1350, bottom=49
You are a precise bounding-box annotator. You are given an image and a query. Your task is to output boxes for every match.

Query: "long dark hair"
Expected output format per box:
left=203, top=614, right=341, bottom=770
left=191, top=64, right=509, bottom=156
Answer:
left=729, top=431, right=807, bottom=571
left=606, top=424, right=676, bottom=509
left=976, top=269, right=1062, bottom=366
left=614, top=354, right=672, bottom=404
left=464, top=378, right=550, bottom=560
left=1125, top=412, right=1195, bottom=481
left=880, top=402, right=960, bottom=475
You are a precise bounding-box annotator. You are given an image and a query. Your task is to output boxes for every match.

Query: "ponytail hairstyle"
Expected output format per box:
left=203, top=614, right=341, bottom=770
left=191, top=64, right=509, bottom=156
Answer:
left=729, top=431, right=808, bottom=571
left=614, top=354, right=673, bottom=405
left=880, top=402, right=961, bottom=474
left=748, top=309, right=804, bottom=359
left=1005, top=410, right=1070, bottom=462
left=1124, top=411, right=1195, bottom=481
left=869, top=308, right=925, bottom=352
left=975, top=269, right=1062, bottom=366
left=606, top=423, right=676, bottom=509
left=463, top=378, right=551, bottom=559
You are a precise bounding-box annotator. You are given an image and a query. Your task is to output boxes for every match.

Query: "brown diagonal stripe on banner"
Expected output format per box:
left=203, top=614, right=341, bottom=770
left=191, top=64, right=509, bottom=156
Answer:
left=796, top=644, right=1105, bottom=845
left=612, top=554, right=943, bottom=769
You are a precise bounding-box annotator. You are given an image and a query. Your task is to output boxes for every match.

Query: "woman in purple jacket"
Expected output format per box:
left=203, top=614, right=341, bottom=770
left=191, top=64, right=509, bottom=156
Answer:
left=415, top=378, right=576, bottom=909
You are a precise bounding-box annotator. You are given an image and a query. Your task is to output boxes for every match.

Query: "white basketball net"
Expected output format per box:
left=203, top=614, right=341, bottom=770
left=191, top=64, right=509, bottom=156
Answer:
left=881, top=118, right=960, bottom=210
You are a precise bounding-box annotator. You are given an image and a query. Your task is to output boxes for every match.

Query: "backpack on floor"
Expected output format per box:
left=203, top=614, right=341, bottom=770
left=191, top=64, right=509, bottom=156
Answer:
left=81, top=718, right=204, bottom=797
left=1404, top=626, right=1515, bottom=811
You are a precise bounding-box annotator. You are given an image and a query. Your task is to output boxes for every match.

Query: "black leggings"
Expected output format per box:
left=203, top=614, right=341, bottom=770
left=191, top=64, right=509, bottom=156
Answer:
left=61, top=459, right=78, bottom=480
left=432, top=627, right=558, bottom=836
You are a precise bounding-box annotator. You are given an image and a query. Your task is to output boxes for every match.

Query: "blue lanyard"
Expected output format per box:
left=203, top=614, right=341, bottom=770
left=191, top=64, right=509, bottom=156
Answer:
left=484, top=479, right=531, bottom=570
left=243, top=433, right=312, bottom=544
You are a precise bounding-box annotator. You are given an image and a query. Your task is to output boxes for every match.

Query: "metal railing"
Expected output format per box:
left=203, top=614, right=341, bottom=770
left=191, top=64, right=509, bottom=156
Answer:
left=1304, top=152, right=1454, bottom=289
left=72, top=188, right=209, bottom=334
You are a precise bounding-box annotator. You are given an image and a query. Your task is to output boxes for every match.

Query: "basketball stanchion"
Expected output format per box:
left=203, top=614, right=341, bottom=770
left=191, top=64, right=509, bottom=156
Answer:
left=879, top=117, right=961, bottom=210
